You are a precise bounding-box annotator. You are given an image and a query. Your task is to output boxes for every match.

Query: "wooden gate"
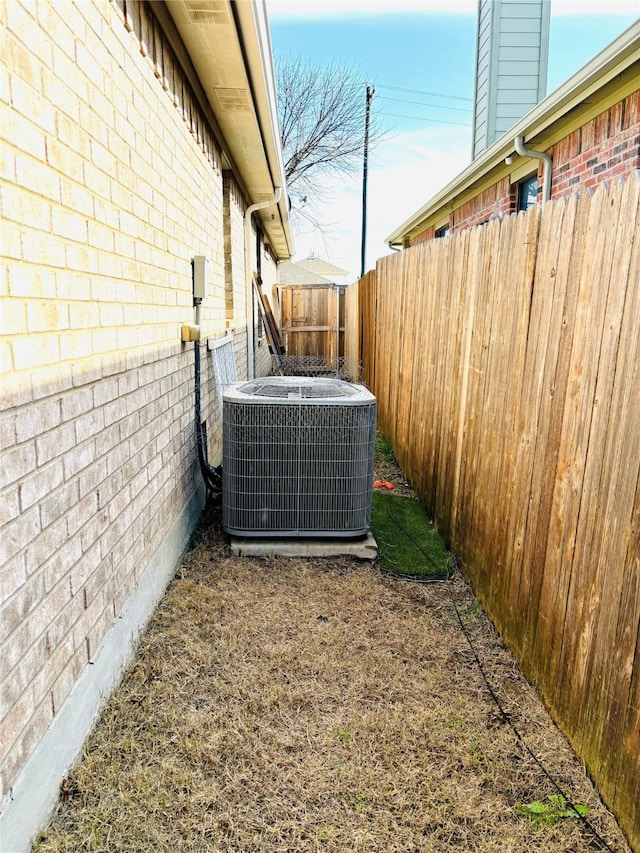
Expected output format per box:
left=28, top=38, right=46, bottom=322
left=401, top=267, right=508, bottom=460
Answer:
left=279, top=284, right=344, bottom=366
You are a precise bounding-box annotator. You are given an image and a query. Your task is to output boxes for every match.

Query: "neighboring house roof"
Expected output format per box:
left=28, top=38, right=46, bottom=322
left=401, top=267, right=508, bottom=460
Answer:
left=296, top=257, right=350, bottom=281
left=278, top=260, right=334, bottom=286
left=386, top=21, right=640, bottom=247
left=163, top=0, right=293, bottom=259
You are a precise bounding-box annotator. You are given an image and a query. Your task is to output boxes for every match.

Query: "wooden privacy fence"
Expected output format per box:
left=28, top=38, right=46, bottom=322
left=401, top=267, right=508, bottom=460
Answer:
left=354, top=173, right=640, bottom=848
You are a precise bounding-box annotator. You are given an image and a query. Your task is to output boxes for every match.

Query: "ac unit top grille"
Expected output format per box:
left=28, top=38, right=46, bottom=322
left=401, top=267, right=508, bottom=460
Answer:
left=225, top=376, right=373, bottom=405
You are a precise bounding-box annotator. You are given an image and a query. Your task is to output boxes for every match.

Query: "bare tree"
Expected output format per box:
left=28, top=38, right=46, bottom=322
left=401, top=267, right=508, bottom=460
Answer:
left=275, top=55, right=381, bottom=220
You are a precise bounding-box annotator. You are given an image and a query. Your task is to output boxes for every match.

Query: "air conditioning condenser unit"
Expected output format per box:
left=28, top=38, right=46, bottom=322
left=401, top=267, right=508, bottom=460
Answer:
left=222, top=377, right=376, bottom=538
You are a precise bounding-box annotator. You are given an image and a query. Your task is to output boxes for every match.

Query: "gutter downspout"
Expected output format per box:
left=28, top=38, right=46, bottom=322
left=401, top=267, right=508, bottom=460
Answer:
left=514, top=135, right=553, bottom=204
left=244, top=187, right=282, bottom=379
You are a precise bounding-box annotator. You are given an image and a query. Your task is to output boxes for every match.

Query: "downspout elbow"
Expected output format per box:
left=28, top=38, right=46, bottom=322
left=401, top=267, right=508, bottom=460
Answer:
left=246, top=186, right=283, bottom=222
left=514, top=136, right=552, bottom=204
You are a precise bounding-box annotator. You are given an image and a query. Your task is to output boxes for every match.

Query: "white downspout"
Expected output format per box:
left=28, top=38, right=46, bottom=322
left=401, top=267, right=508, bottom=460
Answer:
left=514, top=136, right=552, bottom=204
left=244, top=187, right=282, bottom=379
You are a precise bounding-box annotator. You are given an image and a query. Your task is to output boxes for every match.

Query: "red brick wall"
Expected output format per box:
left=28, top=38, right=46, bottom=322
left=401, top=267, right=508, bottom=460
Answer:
left=409, top=91, right=639, bottom=245
left=550, top=91, right=639, bottom=197
left=451, top=177, right=514, bottom=232
left=412, top=226, right=437, bottom=245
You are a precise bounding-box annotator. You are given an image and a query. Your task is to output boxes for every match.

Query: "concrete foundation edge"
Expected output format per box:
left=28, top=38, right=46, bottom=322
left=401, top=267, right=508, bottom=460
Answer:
left=0, top=484, right=206, bottom=853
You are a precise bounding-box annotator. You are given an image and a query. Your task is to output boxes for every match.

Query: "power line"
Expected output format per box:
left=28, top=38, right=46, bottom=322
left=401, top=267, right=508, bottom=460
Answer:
left=361, top=85, right=374, bottom=279
left=377, top=82, right=473, bottom=102
left=379, top=94, right=471, bottom=113
left=380, top=111, right=472, bottom=127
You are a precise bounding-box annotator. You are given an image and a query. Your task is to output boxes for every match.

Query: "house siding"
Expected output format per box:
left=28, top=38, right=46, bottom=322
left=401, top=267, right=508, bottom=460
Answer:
left=412, top=226, right=437, bottom=245
left=221, top=170, right=249, bottom=380
left=472, top=0, right=550, bottom=158
left=452, top=176, right=514, bottom=231
left=0, top=1, right=275, bottom=841
left=472, top=0, right=494, bottom=156
left=410, top=90, right=640, bottom=242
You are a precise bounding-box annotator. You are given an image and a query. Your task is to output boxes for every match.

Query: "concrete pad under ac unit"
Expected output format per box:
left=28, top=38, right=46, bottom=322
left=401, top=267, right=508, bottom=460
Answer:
left=229, top=533, right=378, bottom=560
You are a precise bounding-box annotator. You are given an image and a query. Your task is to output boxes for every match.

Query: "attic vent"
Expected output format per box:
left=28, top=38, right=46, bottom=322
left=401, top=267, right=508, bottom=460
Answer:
left=184, top=1, right=230, bottom=24
left=215, top=88, right=252, bottom=111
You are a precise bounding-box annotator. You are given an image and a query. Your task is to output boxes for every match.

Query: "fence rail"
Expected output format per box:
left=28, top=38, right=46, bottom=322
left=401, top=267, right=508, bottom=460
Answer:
left=353, top=173, right=640, bottom=849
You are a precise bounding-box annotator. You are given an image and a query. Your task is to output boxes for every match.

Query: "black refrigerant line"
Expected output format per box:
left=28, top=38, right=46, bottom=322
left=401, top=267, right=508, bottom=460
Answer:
left=194, top=335, right=222, bottom=501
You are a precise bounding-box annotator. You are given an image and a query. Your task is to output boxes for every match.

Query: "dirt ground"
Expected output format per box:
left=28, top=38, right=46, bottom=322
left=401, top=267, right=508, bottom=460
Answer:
left=34, top=463, right=631, bottom=852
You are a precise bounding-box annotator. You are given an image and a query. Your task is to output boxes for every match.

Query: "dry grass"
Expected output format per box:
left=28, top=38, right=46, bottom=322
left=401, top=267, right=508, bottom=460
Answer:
left=34, top=462, right=630, bottom=852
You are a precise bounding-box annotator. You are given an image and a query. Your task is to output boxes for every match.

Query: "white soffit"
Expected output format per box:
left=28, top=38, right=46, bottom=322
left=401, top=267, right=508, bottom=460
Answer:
left=165, top=0, right=293, bottom=258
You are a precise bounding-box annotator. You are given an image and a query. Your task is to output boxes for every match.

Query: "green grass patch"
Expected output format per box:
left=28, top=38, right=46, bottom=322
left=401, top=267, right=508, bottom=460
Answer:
left=371, top=490, right=452, bottom=579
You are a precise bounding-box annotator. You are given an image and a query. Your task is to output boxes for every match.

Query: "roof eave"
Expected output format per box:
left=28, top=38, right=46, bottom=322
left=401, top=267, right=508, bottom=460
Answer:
left=232, top=1, right=294, bottom=258
left=386, top=22, right=640, bottom=246
left=164, top=0, right=293, bottom=259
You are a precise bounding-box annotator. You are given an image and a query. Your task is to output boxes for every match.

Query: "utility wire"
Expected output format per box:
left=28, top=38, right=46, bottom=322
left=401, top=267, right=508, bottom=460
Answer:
left=376, top=82, right=473, bottom=102
left=380, top=111, right=472, bottom=127
left=452, top=603, right=616, bottom=852
left=379, top=94, right=472, bottom=113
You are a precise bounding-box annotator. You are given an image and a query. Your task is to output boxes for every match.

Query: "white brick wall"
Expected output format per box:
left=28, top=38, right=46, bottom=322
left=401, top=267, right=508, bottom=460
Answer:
left=0, top=0, right=279, bottom=813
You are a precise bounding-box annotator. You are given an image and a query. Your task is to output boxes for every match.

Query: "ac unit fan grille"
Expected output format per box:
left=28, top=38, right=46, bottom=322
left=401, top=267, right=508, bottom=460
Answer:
left=222, top=398, right=376, bottom=537
left=240, top=379, right=357, bottom=399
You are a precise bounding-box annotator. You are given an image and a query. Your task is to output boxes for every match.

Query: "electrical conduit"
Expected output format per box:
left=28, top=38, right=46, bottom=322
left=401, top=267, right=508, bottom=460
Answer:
left=193, top=296, right=222, bottom=499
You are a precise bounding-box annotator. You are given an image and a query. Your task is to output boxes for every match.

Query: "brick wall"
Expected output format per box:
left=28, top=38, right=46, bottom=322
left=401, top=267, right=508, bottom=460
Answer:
left=451, top=176, right=515, bottom=233
left=412, top=226, right=437, bottom=245
left=223, top=172, right=248, bottom=329
left=0, top=0, right=271, bottom=804
left=550, top=91, right=640, bottom=197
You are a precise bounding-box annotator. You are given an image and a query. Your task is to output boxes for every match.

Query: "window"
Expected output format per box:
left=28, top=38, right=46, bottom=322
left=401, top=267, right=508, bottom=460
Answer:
left=435, top=224, right=450, bottom=238
left=517, top=174, right=538, bottom=211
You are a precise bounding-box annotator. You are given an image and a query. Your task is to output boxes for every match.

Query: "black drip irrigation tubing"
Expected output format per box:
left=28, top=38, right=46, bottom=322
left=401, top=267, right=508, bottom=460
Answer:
left=376, top=491, right=618, bottom=853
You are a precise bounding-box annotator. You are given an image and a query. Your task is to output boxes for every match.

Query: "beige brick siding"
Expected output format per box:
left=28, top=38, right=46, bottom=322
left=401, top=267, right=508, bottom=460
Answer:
left=0, top=0, right=276, bottom=800
left=223, top=172, right=247, bottom=325
left=222, top=171, right=249, bottom=379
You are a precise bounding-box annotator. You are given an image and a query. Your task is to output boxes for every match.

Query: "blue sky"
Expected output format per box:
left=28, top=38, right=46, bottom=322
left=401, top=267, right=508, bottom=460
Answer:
left=266, top=0, right=639, bottom=278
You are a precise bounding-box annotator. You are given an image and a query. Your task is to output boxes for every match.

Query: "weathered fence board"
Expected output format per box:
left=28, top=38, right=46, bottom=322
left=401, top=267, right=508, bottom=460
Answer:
left=578, top=174, right=640, bottom=800
left=349, top=173, right=640, bottom=850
